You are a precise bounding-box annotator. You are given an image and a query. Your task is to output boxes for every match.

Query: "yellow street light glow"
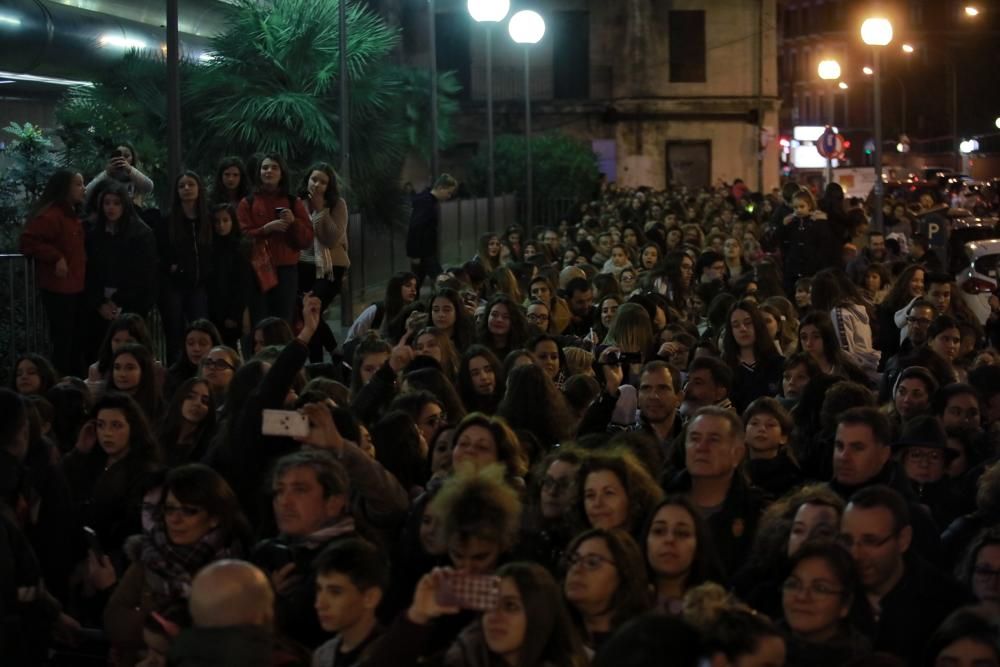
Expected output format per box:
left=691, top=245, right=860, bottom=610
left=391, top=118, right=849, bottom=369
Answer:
left=902, top=43, right=914, bottom=53
left=965, top=6, right=980, bottom=17
left=839, top=81, right=849, bottom=90
left=861, top=17, right=893, bottom=46
left=862, top=66, right=874, bottom=75
left=817, top=59, right=841, bottom=80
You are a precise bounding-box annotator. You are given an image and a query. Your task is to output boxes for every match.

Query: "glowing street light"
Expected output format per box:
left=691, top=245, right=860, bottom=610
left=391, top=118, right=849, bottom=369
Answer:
left=862, top=66, right=874, bottom=76
left=839, top=81, right=849, bottom=90
left=861, top=16, right=892, bottom=232
left=817, top=59, right=841, bottom=80
left=995, top=116, right=1000, bottom=130
left=861, top=17, right=893, bottom=46
left=468, top=0, right=511, bottom=228
left=902, top=43, right=914, bottom=53
left=508, top=9, right=545, bottom=232
left=965, top=6, right=980, bottom=17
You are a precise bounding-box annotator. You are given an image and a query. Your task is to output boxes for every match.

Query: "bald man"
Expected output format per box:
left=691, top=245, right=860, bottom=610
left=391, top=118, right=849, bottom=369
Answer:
left=169, top=560, right=279, bottom=667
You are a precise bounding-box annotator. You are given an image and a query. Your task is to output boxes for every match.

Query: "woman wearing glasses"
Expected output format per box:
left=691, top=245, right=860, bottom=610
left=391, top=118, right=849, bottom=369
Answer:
left=780, top=541, right=872, bottom=666
left=562, top=528, right=651, bottom=651
left=104, top=464, right=250, bottom=665
left=518, top=449, right=584, bottom=574
left=198, top=345, right=242, bottom=407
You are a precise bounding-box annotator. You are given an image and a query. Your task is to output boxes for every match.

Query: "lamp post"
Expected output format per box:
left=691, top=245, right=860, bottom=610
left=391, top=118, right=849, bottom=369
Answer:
left=429, top=0, right=439, bottom=179
left=861, top=16, right=893, bottom=232
left=468, top=0, right=510, bottom=229
left=508, top=10, right=545, bottom=236
left=817, top=59, right=841, bottom=187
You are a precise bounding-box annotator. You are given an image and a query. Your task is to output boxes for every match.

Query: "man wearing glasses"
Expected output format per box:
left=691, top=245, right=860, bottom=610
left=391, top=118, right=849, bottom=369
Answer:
left=839, top=485, right=969, bottom=664
left=878, top=298, right=936, bottom=402
left=828, top=407, right=944, bottom=566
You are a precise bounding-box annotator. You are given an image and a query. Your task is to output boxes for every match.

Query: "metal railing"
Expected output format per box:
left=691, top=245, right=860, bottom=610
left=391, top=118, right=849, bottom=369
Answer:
left=0, top=254, right=45, bottom=385
left=344, top=193, right=519, bottom=313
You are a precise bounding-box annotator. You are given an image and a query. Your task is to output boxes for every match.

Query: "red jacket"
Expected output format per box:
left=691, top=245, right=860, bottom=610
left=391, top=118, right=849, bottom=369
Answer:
left=20, top=202, right=86, bottom=294
left=237, top=191, right=313, bottom=267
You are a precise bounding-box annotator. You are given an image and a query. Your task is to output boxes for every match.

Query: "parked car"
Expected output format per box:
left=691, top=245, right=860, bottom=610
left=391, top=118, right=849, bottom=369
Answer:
left=956, top=238, right=1000, bottom=325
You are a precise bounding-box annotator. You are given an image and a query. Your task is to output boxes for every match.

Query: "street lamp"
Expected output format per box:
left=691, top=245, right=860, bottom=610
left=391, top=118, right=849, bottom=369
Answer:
left=508, top=9, right=545, bottom=235
left=901, top=43, right=914, bottom=53
left=862, top=66, right=873, bottom=75
left=468, top=0, right=511, bottom=229
left=861, top=16, right=893, bottom=232
left=839, top=81, right=849, bottom=90
left=817, top=59, right=841, bottom=186
left=965, top=6, right=980, bottom=17
left=995, top=116, right=1000, bottom=130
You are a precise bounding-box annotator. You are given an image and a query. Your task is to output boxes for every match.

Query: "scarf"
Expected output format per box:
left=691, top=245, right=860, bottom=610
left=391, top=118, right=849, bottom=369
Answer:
left=140, top=499, right=234, bottom=599
left=290, top=516, right=356, bottom=550
left=312, top=208, right=335, bottom=278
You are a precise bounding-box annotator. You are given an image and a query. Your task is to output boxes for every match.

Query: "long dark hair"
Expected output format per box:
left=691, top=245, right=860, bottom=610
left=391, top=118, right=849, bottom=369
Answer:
left=30, top=169, right=81, bottom=218
left=211, top=156, right=250, bottom=204
left=12, top=353, right=58, bottom=395
left=256, top=153, right=292, bottom=195
left=456, top=344, right=504, bottom=414
left=384, top=272, right=418, bottom=326
left=797, top=311, right=868, bottom=383
left=811, top=268, right=865, bottom=311
left=372, top=410, right=427, bottom=492
left=497, top=363, right=574, bottom=447
left=883, top=264, right=926, bottom=314
left=496, top=562, right=587, bottom=667
left=476, top=293, right=530, bottom=354
left=642, top=495, right=724, bottom=591
left=722, top=300, right=779, bottom=367
left=296, top=162, right=340, bottom=211
left=430, top=288, right=475, bottom=351
left=96, top=314, right=156, bottom=375
left=157, top=377, right=217, bottom=466
left=168, top=170, right=212, bottom=247
left=94, top=181, right=140, bottom=233
left=91, top=391, right=161, bottom=465
left=105, top=343, right=162, bottom=422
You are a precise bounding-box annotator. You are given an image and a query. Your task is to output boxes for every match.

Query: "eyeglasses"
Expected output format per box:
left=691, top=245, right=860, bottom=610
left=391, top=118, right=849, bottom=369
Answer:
left=837, top=532, right=896, bottom=550
left=162, top=503, right=205, bottom=518
left=563, top=552, right=616, bottom=572
left=526, top=313, right=550, bottom=323
left=203, top=358, right=235, bottom=371
left=541, top=475, right=574, bottom=495
left=973, top=566, right=1000, bottom=585
left=905, top=449, right=945, bottom=464
left=782, top=577, right=844, bottom=597
left=422, top=412, right=448, bottom=428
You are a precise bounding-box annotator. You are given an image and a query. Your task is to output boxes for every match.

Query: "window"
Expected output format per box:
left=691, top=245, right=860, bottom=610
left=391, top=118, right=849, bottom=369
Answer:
left=669, top=11, right=706, bottom=82
left=553, top=11, right=590, bottom=99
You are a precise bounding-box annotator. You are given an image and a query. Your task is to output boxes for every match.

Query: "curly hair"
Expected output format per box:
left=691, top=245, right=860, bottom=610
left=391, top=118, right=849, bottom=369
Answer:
left=574, top=449, right=664, bottom=536
left=429, top=465, right=522, bottom=552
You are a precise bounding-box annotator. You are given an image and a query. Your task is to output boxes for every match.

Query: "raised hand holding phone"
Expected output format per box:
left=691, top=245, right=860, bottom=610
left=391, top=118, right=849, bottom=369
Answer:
left=407, top=568, right=462, bottom=625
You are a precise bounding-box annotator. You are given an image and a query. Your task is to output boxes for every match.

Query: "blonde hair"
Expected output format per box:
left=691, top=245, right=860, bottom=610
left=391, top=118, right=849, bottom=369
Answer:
left=603, top=303, right=654, bottom=355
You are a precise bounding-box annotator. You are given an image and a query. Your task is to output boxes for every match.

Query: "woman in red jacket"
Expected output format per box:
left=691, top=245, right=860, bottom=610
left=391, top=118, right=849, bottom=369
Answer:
left=237, top=153, right=313, bottom=326
left=20, top=169, right=87, bottom=375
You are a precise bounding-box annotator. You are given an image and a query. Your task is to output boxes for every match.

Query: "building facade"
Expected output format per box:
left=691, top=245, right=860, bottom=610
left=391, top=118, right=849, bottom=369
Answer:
left=399, top=0, right=781, bottom=193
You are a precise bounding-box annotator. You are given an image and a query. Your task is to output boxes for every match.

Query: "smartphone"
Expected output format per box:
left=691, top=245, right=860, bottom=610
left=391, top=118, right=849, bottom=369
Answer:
left=274, top=207, right=286, bottom=217
left=254, top=542, right=295, bottom=572
left=435, top=572, right=501, bottom=611
left=82, top=526, right=104, bottom=557
left=261, top=409, right=310, bottom=438
left=619, top=351, right=642, bottom=365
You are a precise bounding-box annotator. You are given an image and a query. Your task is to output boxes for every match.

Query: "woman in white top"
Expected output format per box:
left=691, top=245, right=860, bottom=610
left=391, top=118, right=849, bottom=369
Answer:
left=84, top=142, right=154, bottom=208
left=296, top=162, right=349, bottom=361
left=811, top=268, right=881, bottom=381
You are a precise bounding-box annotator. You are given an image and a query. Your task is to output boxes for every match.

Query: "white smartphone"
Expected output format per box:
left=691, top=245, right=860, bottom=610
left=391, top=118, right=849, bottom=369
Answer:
left=261, top=409, right=310, bottom=438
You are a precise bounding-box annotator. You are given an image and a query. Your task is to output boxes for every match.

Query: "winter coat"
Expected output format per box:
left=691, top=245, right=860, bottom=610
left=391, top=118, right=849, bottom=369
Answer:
left=84, top=215, right=158, bottom=316
left=155, top=212, right=213, bottom=289
left=774, top=212, right=840, bottom=291
left=237, top=191, right=313, bottom=268
left=406, top=189, right=439, bottom=259
left=19, top=201, right=87, bottom=294
left=831, top=304, right=880, bottom=378
left=207, top=233, right=247, bottom=325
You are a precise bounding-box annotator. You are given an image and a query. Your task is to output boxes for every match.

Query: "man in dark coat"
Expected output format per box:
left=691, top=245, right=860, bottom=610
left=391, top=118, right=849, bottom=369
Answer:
left=406, top=174, right=457, bottom=289
left=839, top=485, right=971, bottom=665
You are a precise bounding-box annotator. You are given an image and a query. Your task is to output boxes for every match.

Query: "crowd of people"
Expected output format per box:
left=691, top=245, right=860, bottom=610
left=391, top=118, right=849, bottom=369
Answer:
left=5, top=152, right=1000, bottom=667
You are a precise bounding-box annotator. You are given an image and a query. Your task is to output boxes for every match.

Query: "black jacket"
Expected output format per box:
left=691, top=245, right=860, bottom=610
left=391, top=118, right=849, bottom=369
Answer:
left=774, top=213, right=840, bottom=292
left=871, top=555, right=971, bottom=665
left=663, top=470, right=767, bottom=578
left=406, top=189, right=439, bottom=259
left=208, top=234, right=247, bottom=325
left=746, top=450, right=805, bottom=499
left=85, top=216, right=158, bottom=316
left=827, top=461, right=946, bottom=567
left=730, top=354, right=784, bottom=414
left=155, top=212, right=213, bottom=289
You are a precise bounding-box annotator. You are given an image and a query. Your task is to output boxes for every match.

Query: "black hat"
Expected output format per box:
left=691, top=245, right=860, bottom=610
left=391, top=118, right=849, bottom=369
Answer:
left=893, top=415, right=958, bottom=461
